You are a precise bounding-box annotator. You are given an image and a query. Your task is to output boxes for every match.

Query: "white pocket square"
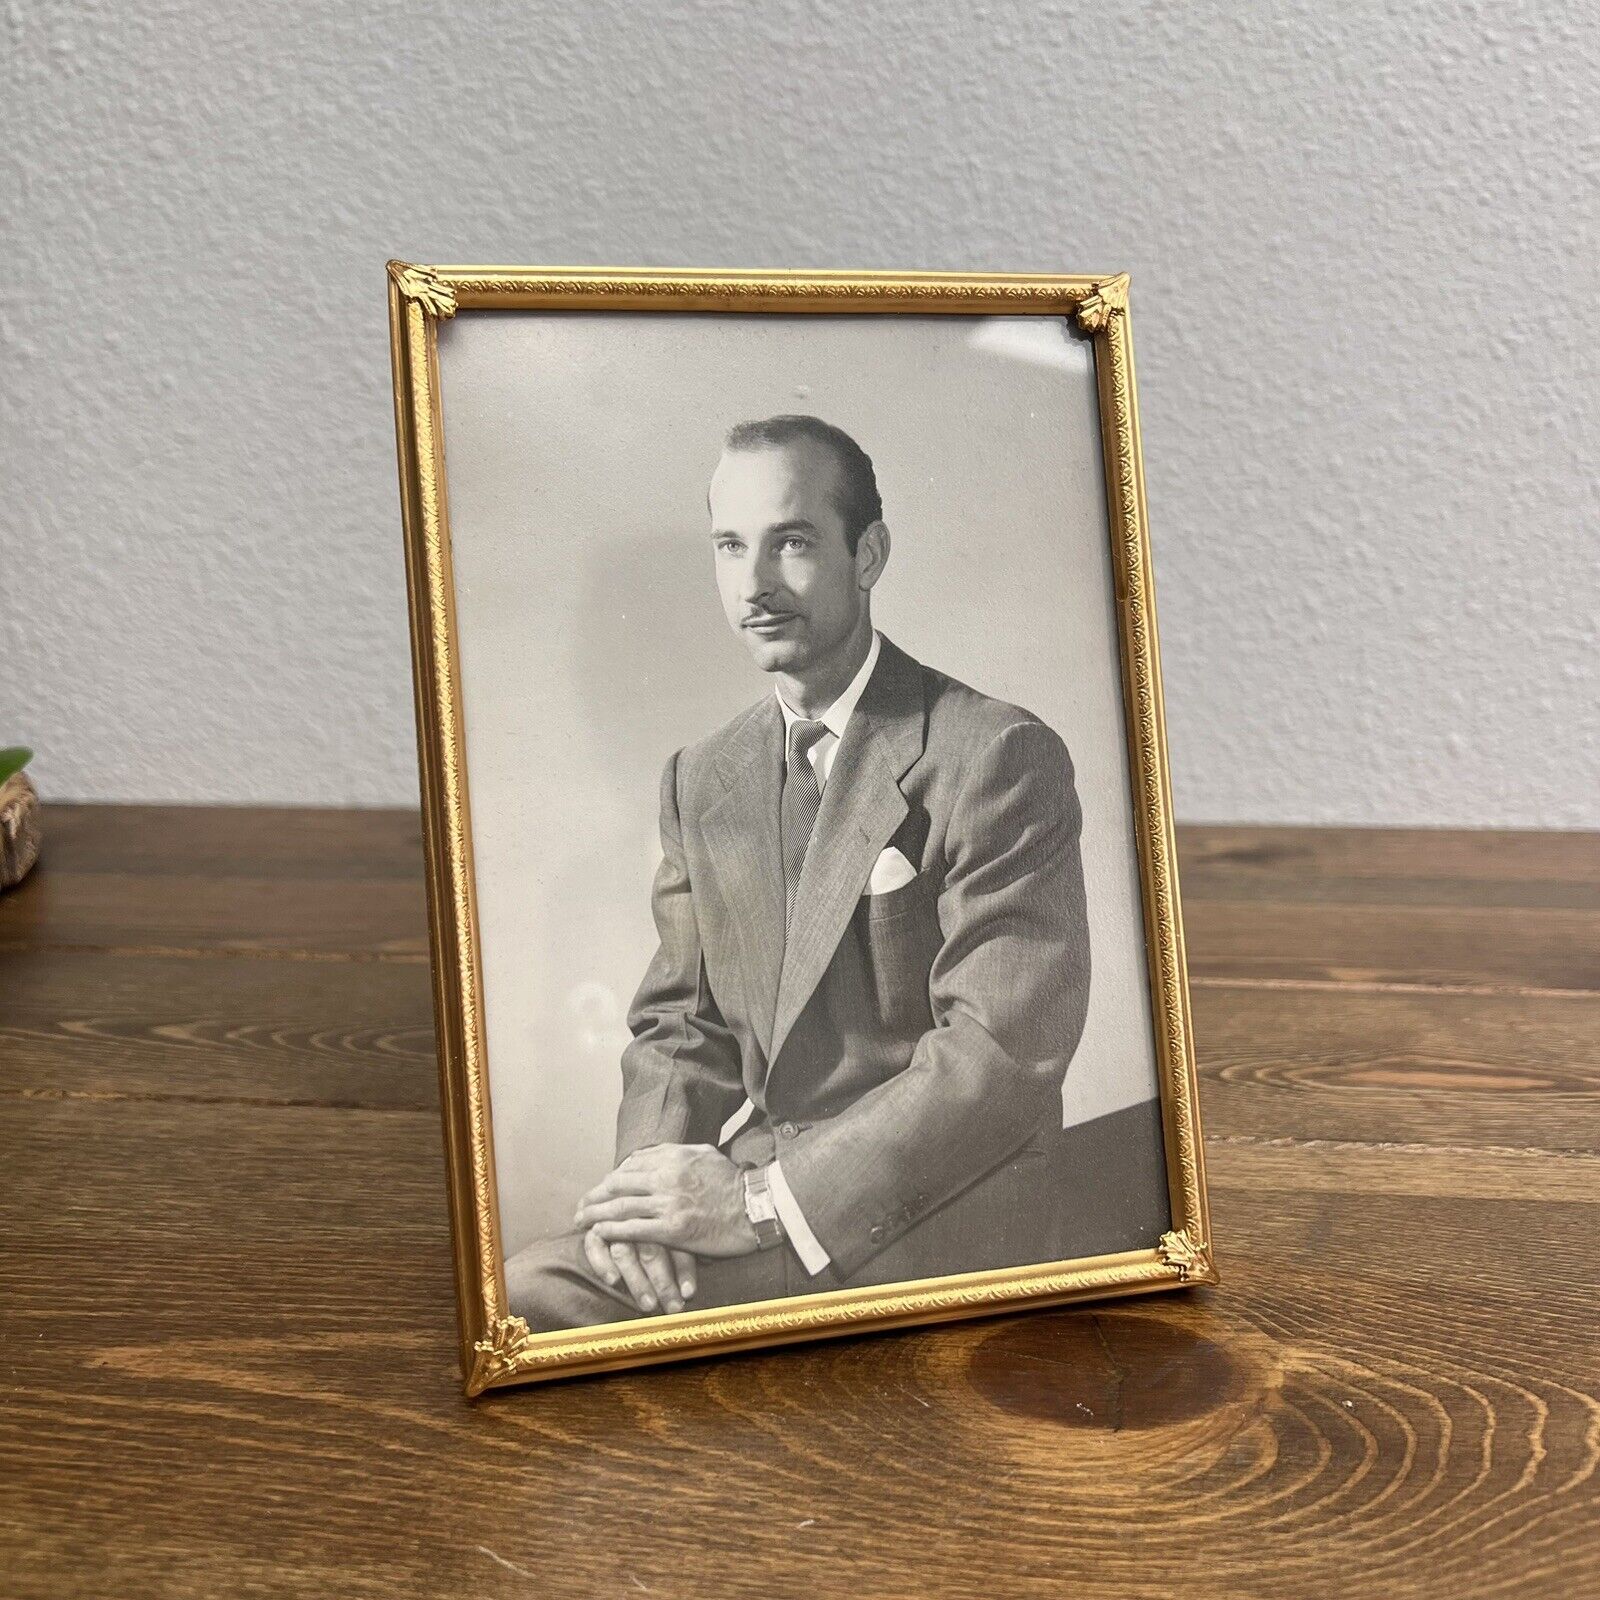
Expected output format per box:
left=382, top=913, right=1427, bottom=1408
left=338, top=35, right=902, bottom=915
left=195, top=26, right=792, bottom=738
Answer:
left=866, top=845, right=919, bottom=896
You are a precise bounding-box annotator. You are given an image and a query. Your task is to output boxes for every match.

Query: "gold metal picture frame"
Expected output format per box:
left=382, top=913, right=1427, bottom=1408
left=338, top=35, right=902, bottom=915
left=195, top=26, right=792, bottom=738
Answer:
left=387, top=262, right=1215, bottom=1396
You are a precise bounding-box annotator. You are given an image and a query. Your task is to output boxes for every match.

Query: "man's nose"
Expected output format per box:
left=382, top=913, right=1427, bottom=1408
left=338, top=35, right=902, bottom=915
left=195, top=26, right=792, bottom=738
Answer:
left=742, top=549, right=779, bottom=602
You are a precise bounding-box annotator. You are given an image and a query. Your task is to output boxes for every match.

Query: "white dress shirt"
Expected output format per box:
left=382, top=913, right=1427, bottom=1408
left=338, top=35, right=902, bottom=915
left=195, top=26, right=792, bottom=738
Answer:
left=764, top=628, right=882, bottom=1274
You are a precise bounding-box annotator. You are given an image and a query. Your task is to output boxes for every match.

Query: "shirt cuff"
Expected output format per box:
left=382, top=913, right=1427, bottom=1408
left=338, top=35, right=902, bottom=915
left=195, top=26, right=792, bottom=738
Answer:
left=768, top=1159, right=831, bottom=1275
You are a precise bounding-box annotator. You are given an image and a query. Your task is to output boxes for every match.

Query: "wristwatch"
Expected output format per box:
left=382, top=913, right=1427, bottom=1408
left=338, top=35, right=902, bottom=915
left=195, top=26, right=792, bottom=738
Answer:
left=741, top=1164, right=786, bottom=1251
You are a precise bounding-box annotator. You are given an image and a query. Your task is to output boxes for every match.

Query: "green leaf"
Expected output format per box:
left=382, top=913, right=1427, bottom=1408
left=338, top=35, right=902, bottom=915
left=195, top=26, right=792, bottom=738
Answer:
left=0, top=747, right=33, bottom=784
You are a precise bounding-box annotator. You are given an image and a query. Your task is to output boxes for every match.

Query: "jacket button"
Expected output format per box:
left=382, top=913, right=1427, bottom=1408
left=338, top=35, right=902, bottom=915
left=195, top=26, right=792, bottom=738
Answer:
left=779, top=1121, right=798, bottom=1138
left=869, top=1225, right=885, bottom=1242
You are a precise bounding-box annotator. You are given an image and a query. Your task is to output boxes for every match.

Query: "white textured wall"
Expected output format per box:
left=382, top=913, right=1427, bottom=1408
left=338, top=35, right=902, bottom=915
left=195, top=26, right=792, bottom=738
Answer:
left=3, top=1, right=1595, bottom=824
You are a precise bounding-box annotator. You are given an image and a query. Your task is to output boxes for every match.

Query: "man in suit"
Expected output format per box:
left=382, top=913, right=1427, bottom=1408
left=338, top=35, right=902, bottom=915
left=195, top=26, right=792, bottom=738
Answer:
left=505, top=414, right=1092, bottom=1329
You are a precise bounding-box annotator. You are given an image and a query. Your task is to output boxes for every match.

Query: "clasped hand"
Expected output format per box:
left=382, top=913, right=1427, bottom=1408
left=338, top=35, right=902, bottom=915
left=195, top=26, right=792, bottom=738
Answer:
left=574, top=1143, right=758, bottom=1317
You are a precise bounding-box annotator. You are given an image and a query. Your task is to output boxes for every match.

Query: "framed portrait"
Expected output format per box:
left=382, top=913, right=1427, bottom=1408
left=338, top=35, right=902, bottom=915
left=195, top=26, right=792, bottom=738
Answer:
left=387, top=263, right=1215, bottom=1395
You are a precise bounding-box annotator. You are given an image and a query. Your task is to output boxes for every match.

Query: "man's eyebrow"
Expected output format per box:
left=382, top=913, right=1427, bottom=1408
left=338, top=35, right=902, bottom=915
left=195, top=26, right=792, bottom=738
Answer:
left=708, top=519, right=818, bottom=539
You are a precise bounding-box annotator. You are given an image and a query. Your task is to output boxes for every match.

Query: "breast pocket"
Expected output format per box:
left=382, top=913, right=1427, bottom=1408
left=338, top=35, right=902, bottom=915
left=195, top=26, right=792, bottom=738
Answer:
left=858, top=873, right=942, bottom=1032
left=864, top=870, right=931, bottom=922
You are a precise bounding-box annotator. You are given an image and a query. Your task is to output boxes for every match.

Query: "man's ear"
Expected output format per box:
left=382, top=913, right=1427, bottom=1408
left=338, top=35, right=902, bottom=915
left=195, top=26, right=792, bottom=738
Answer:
left=856, top=522, right=890, bottom=590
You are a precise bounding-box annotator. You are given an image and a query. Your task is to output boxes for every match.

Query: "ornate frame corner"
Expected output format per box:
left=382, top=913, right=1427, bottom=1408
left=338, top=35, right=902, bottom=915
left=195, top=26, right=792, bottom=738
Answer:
left=468, top=1315, right=540, bottom=1397
left=1158, top=1227, right=1216, bottom=1283
left=388, top=265, right=1213, bottom=1394
left=388, top=260, right=458, bottom=320
left=1074, top=271, right=1130, bottom=332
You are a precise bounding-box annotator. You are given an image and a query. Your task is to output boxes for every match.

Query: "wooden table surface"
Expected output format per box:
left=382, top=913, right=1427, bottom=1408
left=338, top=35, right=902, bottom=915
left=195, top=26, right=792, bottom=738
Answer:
left=2, top=806, right=1596, bottom=1598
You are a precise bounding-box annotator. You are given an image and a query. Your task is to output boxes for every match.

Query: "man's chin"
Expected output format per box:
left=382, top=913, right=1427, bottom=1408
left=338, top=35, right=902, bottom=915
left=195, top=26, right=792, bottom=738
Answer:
left=740, top=634, right=807, bottom=674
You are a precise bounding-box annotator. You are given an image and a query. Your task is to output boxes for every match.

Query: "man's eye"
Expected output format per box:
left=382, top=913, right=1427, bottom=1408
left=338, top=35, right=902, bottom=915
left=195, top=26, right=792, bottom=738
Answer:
left=716, top=540, right=744, bottom=555
left=781, top=537, right=809, bottom=552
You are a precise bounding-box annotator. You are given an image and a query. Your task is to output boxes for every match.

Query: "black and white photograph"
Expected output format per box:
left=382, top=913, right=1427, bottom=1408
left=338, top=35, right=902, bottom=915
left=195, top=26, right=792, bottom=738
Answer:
left=431, top=304, right=1176, bottom=1338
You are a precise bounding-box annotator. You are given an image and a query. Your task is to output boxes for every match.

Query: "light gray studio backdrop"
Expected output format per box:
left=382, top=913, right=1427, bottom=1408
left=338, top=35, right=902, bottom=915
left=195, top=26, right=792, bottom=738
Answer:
left=4, top=1, right=1596, bottom=827
left=439, top=312, right=1160, bottom=1251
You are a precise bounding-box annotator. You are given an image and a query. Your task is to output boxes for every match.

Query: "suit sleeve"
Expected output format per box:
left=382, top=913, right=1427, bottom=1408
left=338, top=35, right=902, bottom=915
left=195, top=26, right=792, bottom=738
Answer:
left=777, top=719, right=1091, bottom=1278
left=614, top=750, right=748, bottom=1165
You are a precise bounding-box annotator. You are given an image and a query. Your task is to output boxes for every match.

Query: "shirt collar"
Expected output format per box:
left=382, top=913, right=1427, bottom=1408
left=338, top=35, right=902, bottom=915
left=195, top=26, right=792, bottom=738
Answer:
left=775, top=629, right=881, bottom=742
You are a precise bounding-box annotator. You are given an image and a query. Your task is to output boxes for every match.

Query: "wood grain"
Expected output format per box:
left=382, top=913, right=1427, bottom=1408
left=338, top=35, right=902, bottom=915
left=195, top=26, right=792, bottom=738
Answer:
left=1185, top=898, right=1600, bottom=993
left=1191, top=983, right=1600, bottom=1151
left=1183, top=824, right=1600, bottom=994
left=0, top=948, right=436, bottom=1110
left=1182, top=824, right=1600, bottom=888
left=0, top=804, right=429, bottom=956
left=0, top=808, right=1596, bottom=1598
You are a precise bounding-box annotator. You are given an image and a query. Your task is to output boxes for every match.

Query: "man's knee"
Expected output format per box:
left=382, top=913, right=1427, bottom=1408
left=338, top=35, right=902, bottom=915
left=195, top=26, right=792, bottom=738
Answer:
left=504, top=1233, right=617, bottom=1332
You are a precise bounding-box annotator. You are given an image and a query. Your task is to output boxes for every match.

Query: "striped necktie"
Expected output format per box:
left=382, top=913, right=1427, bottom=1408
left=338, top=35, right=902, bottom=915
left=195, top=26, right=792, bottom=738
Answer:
left=781, top=718, right=829, bottom=928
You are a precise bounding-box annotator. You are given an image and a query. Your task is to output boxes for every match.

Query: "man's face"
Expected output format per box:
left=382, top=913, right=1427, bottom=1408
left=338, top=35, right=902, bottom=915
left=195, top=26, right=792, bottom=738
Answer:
left=707, top=442, right=870, bottom=676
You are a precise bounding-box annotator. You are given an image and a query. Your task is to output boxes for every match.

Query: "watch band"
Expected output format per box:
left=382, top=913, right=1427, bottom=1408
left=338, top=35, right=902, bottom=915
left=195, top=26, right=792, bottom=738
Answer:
left=742, top=1165, right=786, bottom=1251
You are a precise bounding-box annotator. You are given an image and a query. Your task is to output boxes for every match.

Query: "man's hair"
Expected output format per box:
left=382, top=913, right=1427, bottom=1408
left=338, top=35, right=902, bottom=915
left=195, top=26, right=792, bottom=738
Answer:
left=723, top=414, right=883, bottom=554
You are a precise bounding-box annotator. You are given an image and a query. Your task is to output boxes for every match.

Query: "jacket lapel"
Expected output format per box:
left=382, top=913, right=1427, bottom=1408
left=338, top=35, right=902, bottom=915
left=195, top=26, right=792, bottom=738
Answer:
left=768, top=636, right=927, bottom=1070
left=701, top=697, right=787, bottom=1058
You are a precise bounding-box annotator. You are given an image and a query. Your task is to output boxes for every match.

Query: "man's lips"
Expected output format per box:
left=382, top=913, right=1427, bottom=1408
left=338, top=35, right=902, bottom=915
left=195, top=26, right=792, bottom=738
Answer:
left=743, top=612, right=798, bottom=630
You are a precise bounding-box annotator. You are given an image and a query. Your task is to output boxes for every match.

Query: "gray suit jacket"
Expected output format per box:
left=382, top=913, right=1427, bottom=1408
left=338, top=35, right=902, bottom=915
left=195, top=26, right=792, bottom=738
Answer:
left=615, top=634, right=1092, bottom=1281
